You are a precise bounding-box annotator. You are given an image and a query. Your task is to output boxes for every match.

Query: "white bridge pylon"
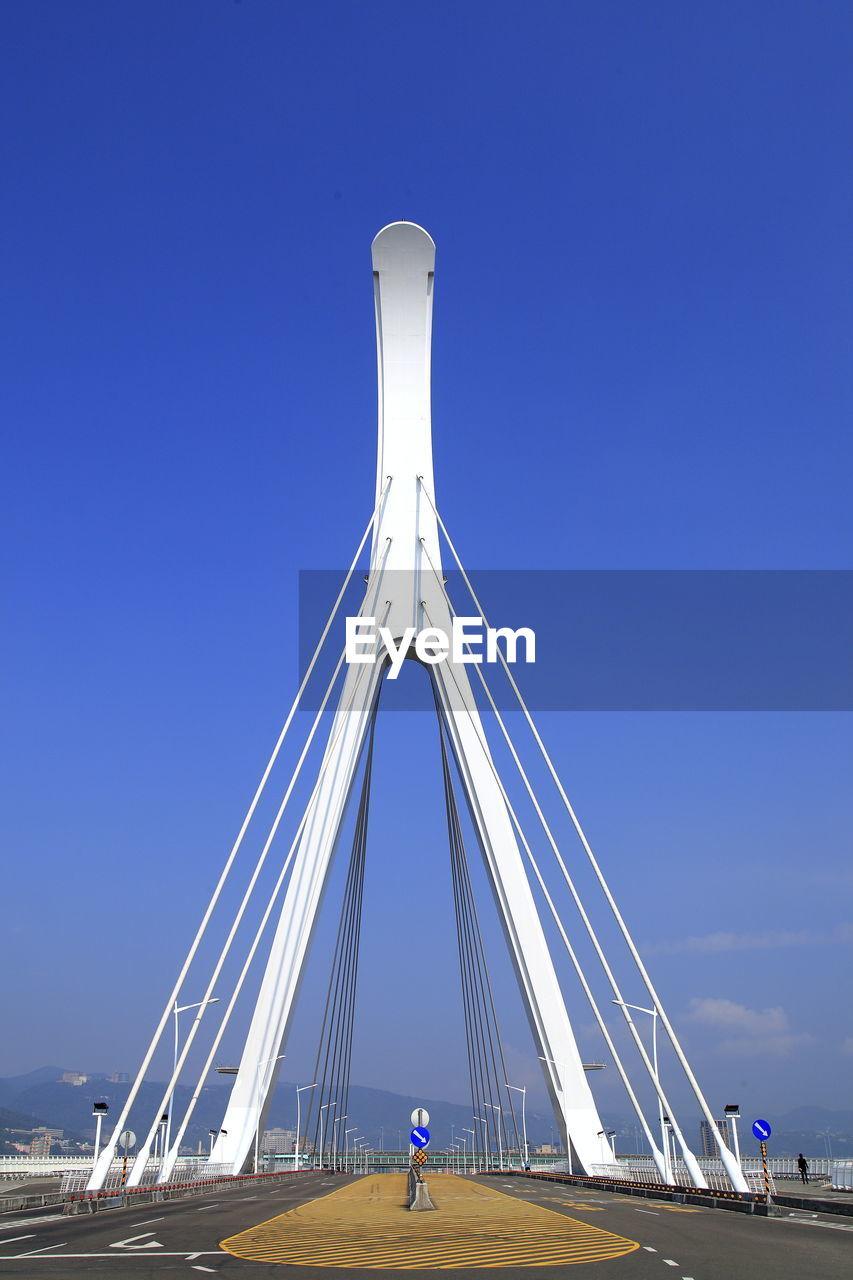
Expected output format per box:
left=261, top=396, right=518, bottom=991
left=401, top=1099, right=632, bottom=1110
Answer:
left=90, top=222, right=748, bottom=1195
left=211, top=221, right=609, bottom=1176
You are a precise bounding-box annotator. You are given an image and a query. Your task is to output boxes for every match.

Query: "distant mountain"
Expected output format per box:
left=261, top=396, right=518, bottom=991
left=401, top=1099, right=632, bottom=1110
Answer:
left=0, top=1070, right=849, bottom=1157
left=0, top=1067, right=70, bottom=1108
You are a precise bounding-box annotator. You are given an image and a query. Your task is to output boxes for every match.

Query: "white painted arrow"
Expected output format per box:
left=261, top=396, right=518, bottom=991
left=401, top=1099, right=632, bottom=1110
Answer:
left=110, top=1232, right=163, bottom=1250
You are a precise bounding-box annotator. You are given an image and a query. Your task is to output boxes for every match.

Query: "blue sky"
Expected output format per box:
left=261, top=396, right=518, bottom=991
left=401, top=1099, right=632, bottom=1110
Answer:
left=1, top=0, right=850, bottom=1136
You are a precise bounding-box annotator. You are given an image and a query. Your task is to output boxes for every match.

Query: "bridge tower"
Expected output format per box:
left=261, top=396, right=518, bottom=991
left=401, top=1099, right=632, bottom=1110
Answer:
left=89, top=223, right=748, bottom=1196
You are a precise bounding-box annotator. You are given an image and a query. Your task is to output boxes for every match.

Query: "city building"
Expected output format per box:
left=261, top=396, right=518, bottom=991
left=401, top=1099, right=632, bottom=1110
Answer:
left=261, top=1127, right=296, bottom=1155
left=700, top=1119, right=732, bottom=1158
left=60, top=1072, right=88, bottom=1086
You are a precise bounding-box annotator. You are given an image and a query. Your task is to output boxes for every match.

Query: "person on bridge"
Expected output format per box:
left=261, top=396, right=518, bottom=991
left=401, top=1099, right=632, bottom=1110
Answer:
left=797, top=1153, right=809, bottom=1183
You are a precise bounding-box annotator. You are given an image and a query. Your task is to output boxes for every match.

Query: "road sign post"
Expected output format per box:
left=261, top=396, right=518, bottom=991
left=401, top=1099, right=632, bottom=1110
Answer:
left=410, top=1127, right=430, bottom=1149
left=752, top=1120, right=772, bottom=1200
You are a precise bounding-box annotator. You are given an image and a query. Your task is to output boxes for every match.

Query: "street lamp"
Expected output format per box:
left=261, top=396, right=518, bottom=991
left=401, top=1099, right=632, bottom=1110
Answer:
left=164, top=996, right=220, bottom=1165
left=295, top=1083, right=317, bottom=1172
left=598, top=1129, right=617, bottom=1160
left=474, top=1115, right=490, bottom=1167
left=156, top=1112, right=169, bottom=1165
left=724, top=1105, right=741, bottom=1168
left=484, top=1103, right=504, bottom=1170
left=92, top=1101, right=109, bottom=1168
left=463, top=1127, right=476, bottom=1174
left=318, top=1102, right=336, bottom=1169
left=506, top=1083, right=529, bottom=1169
left=254, top=1053, right=285, bottom=1174
left=345, top=1126, right=357, bottom=1171
left=332, top=1114, right=348, bottom=1170
left=610, top=1000, right=672, bottom=1183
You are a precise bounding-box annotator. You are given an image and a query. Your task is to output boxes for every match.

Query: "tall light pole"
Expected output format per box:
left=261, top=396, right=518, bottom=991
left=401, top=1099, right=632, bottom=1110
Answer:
left=463, top=1126, right=476, bottom=1173
left=164, top=996, right=220, bottom=1167
left=474, top=1114, right=489, bottom=1167
left=505, top=1083, right=528, bottom=1169
left=485, top=1103, right=504, bottom=1170
left=332, top=1114, right=348, bottom=1170
left=724, top=1105, right=741, bottom=1170
left=295, top=1083, right=317, bottom=1172
left=345, top=1126, right=357, bottom=1172
left=318, top=1102, right=336, bottom=1169
left=610, top=1000, right=671, bottom=1183
left=92, top=1101, right=109, bottom=1169
left=254, top=1053, right=285, bottom=1175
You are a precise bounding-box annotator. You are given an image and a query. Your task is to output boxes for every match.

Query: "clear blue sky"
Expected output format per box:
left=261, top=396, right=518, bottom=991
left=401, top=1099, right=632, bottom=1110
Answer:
left=1, top=1, right=850, bottom=1134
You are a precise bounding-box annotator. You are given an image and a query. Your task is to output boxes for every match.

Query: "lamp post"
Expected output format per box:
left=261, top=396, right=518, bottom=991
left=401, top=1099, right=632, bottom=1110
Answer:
left=724, top=1105, right=741, bottom=1169
left=474, top=1115, right=490, bottom=1167
left=254, top=1053, right=285, bottom=1175
left=609, top=1000, right=672, bottom=1183
left=295, top=1083, right=317, bottom=1172
left=505, top=1083, right=528, bottom=1169
left=164, top=996, right=220, bottom=1167
left=92, top=1102, right=109, bottom=1169
left=598, top=1129, right=617, bottom=1160
left=485, top=1104, right=504, bottom=1170
left=318, top=1102, right=336, bottom=1169
left=332, top=1114, right=348, bottom=1170
left=345, top=1126, right=357, bottom=1172
left=463, top=1127, right=476, bottom=1173
left=157, top=1113, right=169, bottom=1168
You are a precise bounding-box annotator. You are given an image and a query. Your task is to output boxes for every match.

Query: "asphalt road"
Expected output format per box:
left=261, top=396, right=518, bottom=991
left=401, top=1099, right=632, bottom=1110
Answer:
left=0, top=1172, right=850, bottom=1279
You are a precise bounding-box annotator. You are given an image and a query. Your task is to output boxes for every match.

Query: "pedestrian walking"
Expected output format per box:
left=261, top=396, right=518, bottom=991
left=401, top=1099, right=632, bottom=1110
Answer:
left=797, top=1153, right=809, bottom=1183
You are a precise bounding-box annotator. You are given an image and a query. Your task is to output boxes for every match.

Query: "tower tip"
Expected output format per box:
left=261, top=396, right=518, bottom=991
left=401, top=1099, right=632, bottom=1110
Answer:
left=372, top=222, right=435, bottom=271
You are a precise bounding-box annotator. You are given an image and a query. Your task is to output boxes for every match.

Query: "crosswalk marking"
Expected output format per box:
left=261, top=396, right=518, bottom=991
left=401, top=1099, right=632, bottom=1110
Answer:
left=221, top=1174, right=639, bottom=1269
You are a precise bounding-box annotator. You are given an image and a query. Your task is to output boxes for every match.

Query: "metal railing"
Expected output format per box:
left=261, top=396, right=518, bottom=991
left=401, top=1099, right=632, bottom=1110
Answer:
left=60, top=1158, right=229, bottom=1194
left=589, top=1159, right=777, bottom=1195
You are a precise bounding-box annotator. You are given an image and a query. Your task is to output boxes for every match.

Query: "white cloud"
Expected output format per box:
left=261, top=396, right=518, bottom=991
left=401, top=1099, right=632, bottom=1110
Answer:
left=685, top=997, right=812, bottom=1058
left=643, top=922, right=853, bottom=956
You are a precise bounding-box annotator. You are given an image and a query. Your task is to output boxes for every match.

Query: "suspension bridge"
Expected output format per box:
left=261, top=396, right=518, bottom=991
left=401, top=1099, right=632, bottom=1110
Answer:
left=5, top=224, right=850, bottom=1276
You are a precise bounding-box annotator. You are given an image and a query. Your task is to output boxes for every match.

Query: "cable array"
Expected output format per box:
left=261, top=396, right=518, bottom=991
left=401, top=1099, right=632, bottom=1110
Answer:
left=306, top=696, right=380, bottom=1168
left=433, top=680, right=522, bottom=1170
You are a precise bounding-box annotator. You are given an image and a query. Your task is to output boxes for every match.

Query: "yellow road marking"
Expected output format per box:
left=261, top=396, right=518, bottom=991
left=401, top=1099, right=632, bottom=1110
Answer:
left=555, top=1201, right=605, bottom=1211
left=220, top=1174, right=639, bottom=1269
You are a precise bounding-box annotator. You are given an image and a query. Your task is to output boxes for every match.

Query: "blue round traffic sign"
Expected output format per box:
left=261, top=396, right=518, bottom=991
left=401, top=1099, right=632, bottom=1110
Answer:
left=410, top=1127, right=430, bottom=1148
left=752, top=1119, right=771, bottom=1141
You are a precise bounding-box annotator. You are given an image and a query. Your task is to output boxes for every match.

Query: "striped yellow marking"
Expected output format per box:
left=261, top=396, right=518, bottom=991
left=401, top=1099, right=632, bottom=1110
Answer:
left=220, top=1174, right=639, bottom=1269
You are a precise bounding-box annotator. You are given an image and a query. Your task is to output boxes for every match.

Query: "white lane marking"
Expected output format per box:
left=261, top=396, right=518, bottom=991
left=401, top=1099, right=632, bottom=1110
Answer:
left=0, top=1215, right=65, bottom=1230
left=0, top=1237, right=35, bottom=1245
left=663, top=1262, right=679, bottom=1268
left=13, top=1243, right=67, bottom=1257
left=781, top=1219, right=853, bottom=1232
left=132, top=1217, right=165, bottom=1226
left=634, top=1208, right=659, bottom=1214
left=110, top=1232, right=163, bottom=1250
left=195, top=1203, right=221, bottom=1211
left=643, top=1246, right=658, bottom=1251
left=0, top=1252, right=221, bottom=1260
left=192, top=1269, right=216, bottom=1274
